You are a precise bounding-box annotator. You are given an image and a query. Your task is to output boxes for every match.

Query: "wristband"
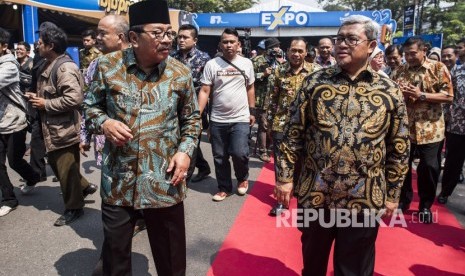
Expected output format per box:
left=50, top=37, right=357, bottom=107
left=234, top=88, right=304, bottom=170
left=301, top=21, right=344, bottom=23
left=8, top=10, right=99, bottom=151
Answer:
left=249, top=107, right=256, bottom=116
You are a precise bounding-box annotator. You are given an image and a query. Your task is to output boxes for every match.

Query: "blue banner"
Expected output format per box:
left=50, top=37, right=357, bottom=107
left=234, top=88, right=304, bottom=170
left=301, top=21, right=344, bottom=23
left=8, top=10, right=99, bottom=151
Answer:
left=195, top=9, right=396, bottom=33
left=393, top=33, right=443, bottom=48
left=28, top=0, right=99, bottom=10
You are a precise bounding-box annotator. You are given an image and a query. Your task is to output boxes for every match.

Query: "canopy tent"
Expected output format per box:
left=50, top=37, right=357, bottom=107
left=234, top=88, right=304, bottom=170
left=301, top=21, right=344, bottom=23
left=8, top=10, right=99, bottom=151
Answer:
left=1, top=0, right=189, bottom=44
left=2, top=0, right=185, bottom=25
left=237, top=0, right=325, bottom=13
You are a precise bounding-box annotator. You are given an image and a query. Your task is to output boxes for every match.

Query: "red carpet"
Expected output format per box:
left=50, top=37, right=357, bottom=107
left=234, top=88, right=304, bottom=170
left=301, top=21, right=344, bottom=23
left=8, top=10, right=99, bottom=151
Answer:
left=208, top=161, right=465, bottom=276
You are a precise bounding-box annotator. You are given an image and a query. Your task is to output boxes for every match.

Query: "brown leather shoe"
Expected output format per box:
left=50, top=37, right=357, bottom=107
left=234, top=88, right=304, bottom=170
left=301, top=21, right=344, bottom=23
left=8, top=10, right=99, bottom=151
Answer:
left=212, top=191, right=230, bottom=201
left=237, top=180, right=249, bottom=195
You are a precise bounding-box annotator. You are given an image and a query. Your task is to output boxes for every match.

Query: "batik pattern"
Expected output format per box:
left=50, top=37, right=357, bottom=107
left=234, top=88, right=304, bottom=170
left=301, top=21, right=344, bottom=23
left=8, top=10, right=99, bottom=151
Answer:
left=84, top=48, right=200, bottom=209
left=275, top=66, right=410, bottom=211
left=392, top=58, right=453, bottom=144
left=447, top=64, right=465, bottom=135
left=267, top=61, right=322, bottom=133
left=171, top=47, right=210, bottom=93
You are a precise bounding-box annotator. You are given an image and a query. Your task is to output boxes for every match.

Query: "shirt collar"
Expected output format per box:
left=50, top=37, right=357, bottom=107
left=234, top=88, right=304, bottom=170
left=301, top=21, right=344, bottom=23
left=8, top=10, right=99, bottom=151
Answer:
left=173, top=47, right=198, bottom=59
left=284, top=61, right=313, bottom=74
left=124, top=47, right=167, bottom=77
left=332, top=64, right=375, bottom=82
left=406, top=57, right=430, bottom=71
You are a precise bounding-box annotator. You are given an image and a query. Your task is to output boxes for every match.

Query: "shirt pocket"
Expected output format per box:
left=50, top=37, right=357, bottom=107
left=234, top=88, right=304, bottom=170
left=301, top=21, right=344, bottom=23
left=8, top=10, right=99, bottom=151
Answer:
left=42, top=85, right=60, bottom=98
left=46, top=113, right=77, bottom=145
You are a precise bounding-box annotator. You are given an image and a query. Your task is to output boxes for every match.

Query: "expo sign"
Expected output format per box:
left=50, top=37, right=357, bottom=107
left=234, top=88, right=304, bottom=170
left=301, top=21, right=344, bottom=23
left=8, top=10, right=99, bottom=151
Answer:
left=260, top=7, right=309, bottom=31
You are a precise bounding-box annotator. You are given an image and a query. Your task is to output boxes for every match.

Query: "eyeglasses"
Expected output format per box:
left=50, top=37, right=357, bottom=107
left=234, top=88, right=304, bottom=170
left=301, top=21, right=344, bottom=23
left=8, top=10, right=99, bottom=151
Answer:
left=139, top=30, right=174, bottom=41
left=334, top=36, right=370, bottom=47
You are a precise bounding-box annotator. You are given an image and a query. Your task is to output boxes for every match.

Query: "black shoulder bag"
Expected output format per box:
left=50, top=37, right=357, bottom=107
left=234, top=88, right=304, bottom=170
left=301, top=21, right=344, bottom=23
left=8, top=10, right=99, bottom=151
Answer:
left=220, top=56, right=248, bottom=84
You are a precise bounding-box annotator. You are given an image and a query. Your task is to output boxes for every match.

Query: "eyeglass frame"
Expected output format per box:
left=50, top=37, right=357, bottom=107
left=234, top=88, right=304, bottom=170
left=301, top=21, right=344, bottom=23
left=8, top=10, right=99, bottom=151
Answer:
left=333, top=35, right=373, bottom=47
left=136, top=29, right=175, bottom=41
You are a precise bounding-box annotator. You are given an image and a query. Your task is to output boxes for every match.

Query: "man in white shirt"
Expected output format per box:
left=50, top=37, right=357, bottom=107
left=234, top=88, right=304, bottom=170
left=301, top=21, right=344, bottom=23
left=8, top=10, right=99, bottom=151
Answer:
left=198, top=28, right=256, bottom=201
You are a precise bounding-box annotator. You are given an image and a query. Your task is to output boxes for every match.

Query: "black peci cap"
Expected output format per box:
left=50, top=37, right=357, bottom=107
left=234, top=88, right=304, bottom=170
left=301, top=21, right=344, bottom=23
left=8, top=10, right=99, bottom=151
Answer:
left=129, top=0, right=171, bottom=27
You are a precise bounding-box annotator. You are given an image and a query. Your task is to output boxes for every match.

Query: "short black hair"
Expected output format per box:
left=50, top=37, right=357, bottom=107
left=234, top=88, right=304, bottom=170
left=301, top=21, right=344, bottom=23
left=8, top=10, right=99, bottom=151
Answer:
left=403, top=36, right=425, bottom=50
left=385, top=44, right=403, bottom=56
left=81, top=29, right=97, bottom=39
left=17, top=41, right=31, bottom=52
left=457, top=38, right=465, bottom=45
left=442, top=45, right=455, bottom=51
left=178, top=24, right=198, bottom=39
left=0, top=27, right=11, bottom=45
left=40, top=26, right=68, bottom=54
left=318, top=36, right=333, bottom=45
left=290, top=36, right=307, bottom=47
left=222, top=28, right=239, bottom=39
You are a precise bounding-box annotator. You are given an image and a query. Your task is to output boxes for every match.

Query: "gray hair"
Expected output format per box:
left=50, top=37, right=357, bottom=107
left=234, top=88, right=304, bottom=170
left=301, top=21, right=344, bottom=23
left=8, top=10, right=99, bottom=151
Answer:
left=340, top=15, right=379, bottom=41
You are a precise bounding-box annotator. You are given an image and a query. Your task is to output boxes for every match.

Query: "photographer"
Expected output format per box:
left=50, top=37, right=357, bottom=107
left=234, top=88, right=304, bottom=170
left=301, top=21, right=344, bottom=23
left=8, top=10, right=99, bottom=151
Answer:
left=251, top=38, right=285, bottom=162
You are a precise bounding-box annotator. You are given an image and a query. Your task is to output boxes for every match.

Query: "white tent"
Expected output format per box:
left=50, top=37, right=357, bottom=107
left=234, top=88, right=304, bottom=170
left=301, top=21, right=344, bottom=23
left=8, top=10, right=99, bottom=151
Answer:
left=237, top=0, right=326, bottom=13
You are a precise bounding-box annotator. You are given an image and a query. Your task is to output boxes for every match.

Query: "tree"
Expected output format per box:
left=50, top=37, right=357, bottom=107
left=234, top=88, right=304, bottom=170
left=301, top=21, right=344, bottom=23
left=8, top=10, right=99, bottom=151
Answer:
left=439, top=1, right=465, bottom=44
left=167, top=0, right=256, bottom=13
left=323, top=4, right=350, bottom=11
left=318, top=0, right=410, bottom=23
left=319, top=0, right=464, bottom=44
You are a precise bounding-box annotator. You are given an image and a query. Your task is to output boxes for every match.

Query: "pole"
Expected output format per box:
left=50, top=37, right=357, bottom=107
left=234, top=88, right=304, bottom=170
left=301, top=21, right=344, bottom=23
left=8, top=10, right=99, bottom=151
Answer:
left=22, top=5, right=39, bottom=44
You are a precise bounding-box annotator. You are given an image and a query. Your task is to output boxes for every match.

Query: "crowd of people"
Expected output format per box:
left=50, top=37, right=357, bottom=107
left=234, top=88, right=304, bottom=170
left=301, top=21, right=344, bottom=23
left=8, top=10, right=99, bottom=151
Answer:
left=0, top=0, right=464, bottom=274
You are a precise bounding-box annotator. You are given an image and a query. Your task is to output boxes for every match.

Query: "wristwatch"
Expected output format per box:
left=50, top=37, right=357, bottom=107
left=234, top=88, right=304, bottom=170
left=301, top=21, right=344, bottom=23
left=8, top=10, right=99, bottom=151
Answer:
left=419, top=92, right=427, bottom=101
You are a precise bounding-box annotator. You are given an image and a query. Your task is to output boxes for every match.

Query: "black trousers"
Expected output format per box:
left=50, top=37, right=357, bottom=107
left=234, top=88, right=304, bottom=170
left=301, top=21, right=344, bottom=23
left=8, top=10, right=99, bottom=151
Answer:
left=299, top=209, right=379, bottom=276
left=0, top=129, right=40, bottom=208
left=400, top=141, right=442, bottom=209
left=101, top=202, right=186, bottom=276
left=441, top=132, right=465, bottom=197
left=29, top=113, right=47, bottom=178
left=186, top=132, right=210, bottom=180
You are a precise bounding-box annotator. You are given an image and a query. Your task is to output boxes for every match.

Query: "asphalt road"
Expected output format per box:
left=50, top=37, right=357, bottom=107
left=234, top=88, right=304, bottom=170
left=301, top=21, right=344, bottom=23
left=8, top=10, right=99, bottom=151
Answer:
left=1, top=132, right=464, bottom=276
left=0, top=132, right=264, bottom=276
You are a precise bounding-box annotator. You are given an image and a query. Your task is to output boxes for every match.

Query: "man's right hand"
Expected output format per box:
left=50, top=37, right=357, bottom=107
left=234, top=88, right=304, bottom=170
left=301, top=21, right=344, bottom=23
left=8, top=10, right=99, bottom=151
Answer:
left=102, top=119, right=133, bottom=146
left=274, top=181, right=293, bottom=208
left=263, top=67, right=272, bottom=77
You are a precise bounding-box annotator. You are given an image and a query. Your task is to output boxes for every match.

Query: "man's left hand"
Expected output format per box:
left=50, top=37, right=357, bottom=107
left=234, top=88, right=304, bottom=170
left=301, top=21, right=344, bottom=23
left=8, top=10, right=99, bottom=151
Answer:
left=166, top=152, right=191, bottom=186
left=249, top=115, right=256, bottom=126
left=403, top=84, right=421, bottom=99
left=29, top=95, right=46, bottom=110
left=274, top=181, right=293, bottom=208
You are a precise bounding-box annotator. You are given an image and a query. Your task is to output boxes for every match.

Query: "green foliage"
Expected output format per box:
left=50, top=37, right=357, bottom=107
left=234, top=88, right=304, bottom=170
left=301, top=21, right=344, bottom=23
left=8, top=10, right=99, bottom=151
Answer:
left=167, top=0, right=256, bottom=13
left=439, top=2, right=465, bottom=44
left=323, top=4, right=350, bottom=11
left=319, top=0, right=464, bottom=45
left=318, top=0, right=410, bottom=23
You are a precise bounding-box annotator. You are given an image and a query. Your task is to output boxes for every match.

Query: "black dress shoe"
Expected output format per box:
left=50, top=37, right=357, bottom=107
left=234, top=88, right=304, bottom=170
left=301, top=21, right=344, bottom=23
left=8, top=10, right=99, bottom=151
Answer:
left=269, top=203, right=287, bottom=216
left=437, top=195, right=448, bottom=204
left=54, top=209, right=83, bottom=226
left=191, top=170, right=211, bottom=182
left=419, top=208, right=433, bottom=224
left=83, top=183, right=98, bottom=198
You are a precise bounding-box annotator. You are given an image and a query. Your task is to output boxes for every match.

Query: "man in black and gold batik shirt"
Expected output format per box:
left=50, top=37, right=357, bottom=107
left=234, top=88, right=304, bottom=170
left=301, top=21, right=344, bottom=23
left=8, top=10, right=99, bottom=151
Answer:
left=275, top=15, right=410, bottom=276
